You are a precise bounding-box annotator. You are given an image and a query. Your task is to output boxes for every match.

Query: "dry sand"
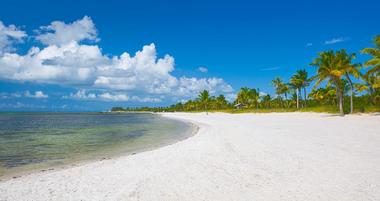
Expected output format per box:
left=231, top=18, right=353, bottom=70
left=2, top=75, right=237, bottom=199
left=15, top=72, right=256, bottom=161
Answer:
left=0, top=112, right=379, bottom=201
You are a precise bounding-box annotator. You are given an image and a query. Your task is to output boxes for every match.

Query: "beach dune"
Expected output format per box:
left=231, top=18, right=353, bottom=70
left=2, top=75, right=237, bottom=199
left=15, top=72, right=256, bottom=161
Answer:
left=1, top=112, right=380, bottom=201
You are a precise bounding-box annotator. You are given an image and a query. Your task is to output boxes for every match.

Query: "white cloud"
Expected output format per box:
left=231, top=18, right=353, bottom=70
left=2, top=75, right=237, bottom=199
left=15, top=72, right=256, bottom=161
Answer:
left=67, top=89, right=96, bottom=100
left=11, top=92, right=22, bottom=98
left=93, top=43, right=178, bottom=94
left=260, top=67, right=280, bottom=71
left=98, top=92, right=129, bottom=101
left=24, top=90, right=48, bottom=98
left=198, top=66, right=208, bottom=73
left=259, top=91, right=267, bottom=97
left=0, top=102, right=46, bottom=109
left=0, top=17, right=233, bottom=103
left=65, top=89, right=162, bottom=102
left=324, top=37, right=350, bottom=45
left=225, top=93, right=237, bottom=102
left=35, top=16, right=98, bottom=46
left=0, top=20, right=27, bottom=55
left=306, top=43, right=313, bottom=47
left=131, top=96, right=161, bottom=103
left=176, top=77, right=232, bottom=98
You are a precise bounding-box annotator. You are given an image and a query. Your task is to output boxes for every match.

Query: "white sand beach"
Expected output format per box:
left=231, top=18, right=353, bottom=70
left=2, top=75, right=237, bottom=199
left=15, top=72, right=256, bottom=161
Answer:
left=0, top=112, right=380, bottom=201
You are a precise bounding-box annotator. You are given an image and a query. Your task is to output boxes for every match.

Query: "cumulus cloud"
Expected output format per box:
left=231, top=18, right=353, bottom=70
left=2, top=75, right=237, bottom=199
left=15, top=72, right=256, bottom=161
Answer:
left=198, top=66, right=208, bottom=73
left=177, top=77, right=232, bottom=98
left=67, top=89, right=96, bottom=100
left=35, top=16, right=98, bottom=46
left=25, top=90, right=48, bottom=98
left=0, top=20, right=27, bottom=55
left=93, top=43, right=178, bottom=94
left=0, top=91, right=48, bottom=99
left=324, top=37, right=350, bottom=45
left=98, top=92, right=129, bottom=101
left=65, top=89, right=161, bottom=102
left=131, top=96, right=162, bottom=103
left=0, top=41, right=109, bottom=85
left=225, top=93, right=237, bottom=102
left=0, top=17, right=233, bottom=103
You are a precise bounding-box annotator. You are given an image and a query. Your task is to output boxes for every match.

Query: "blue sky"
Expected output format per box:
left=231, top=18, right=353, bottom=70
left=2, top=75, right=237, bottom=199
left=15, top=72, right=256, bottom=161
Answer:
left=0, top=0, right=379, bottom=111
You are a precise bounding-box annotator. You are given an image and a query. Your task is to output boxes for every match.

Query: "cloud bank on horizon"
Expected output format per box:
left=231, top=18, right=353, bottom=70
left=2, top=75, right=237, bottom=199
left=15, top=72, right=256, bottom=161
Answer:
left=0, top=16, right=233, bottom=103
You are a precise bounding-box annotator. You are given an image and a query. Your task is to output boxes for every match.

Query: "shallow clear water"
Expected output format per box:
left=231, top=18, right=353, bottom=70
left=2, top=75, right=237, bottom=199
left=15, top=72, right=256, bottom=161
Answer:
left=0, top=113, right=192, bottom=177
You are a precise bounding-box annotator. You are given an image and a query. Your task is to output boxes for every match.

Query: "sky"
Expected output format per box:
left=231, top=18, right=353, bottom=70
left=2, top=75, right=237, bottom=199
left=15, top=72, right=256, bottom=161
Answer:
left=0, top=0, right=379, bottom=111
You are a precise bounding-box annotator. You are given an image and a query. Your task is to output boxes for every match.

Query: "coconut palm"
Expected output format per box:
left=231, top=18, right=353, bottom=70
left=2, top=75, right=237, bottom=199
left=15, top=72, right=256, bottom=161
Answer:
left=281, top=84, right=290, bottom=107
left=290, top=73, right=303, bottom=109
left=248, top=88, right=260, bottom=108
left=216, top=94, right=228, bottom=109
left=337, top=49, right=361, bottom=113
left=236, top=87, right=260, bottom=108
left=361, top=35, right=380, bottom=77
left=261, top=94, right=271, bottom=108
left=310, top=50, right=346, bottom=115
left=271, top=77, right=282, bottom=96
left=290, top=69, right=310, bottom=108
left=299, top=70, right=310, bottom=107
left=184, top=100, right=196, bottom=111
left=271, top=77, right=287, bottom=107
left=198, top=90, right=210, bottom=112
left=355, top=74, right=380, bottom=104
left=361, top=35, right=380, bottom=104
left=236, top=87, right=250, bottom=107
left=309, top=85, right=336, bottom=105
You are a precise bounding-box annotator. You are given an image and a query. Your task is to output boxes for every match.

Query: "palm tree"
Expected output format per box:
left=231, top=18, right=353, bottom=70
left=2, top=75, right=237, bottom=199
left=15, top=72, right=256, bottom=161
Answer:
left=290, top=70, right=310, bottom=108
left=236, top=87, right=260, bottom=109
left=236, top=87, right=250, bottom=108
left=361, top=35, right=380, bottom=105
left=290, top=73, right=303, bottom=109
left=272, top=77, right=282, bottom=95
left=299, top=70, right=310, bottom=107
left=198, top=90, right=210, bottom=113
left=355, top=74, right=380, bottom=105
left=261, top=94, right=271, bottom=108
left=338, top=49, right=361, bottom=113
left=248, top=88, right=260, bottom=109
left=309, top=85, right=337, bottom=105
left=272, top=77, right=286, bottom=107
left=281, top=84, right=290, bottom=107
left=216, top=94, right=228, bottom=109
left=310, top=50, right=346, bottom=115
left=361, top=35, right=380, bottom=77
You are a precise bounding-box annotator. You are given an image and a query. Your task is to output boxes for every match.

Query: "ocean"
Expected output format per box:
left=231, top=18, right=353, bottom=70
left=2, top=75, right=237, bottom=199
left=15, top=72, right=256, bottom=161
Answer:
left=0, top=112, right=193, bottom=177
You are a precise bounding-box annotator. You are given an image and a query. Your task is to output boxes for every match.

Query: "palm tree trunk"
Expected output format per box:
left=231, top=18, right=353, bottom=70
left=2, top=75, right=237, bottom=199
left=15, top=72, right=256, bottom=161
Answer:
left=299, top=88, right=303, bottom=108
left=339, top=93, right=344, bottom=115
left=296, top=89, right=299, bottom=109
left=338, top=87, right=344, bottom=115
left=369, top=88, right=375, bottom=105
left=284, top=92, right=288, bottom=108
left=303, top=87, right=307, bottom=108
left=346, top=73, right=354, bottom=114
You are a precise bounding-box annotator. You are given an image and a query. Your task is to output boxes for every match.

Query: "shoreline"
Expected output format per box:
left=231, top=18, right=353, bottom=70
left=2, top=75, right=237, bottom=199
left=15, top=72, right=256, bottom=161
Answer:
left=1, top=112, right=380, bottom=200
left=0, top=114, right=199, bottom=182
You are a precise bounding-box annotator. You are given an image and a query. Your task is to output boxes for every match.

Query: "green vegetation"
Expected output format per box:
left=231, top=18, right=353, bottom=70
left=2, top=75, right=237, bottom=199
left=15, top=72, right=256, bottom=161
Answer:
left=112, top=35, right=380, bottom=114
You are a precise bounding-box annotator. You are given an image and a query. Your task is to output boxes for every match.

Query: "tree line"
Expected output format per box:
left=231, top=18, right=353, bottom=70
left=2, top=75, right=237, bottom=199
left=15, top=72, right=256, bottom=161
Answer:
left=112, top=35, right=380, bottom=115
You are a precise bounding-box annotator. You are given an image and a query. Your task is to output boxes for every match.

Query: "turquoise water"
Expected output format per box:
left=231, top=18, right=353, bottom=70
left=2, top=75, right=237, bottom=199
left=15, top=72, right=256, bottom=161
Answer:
left=0, top=113, right=193, bottom=177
